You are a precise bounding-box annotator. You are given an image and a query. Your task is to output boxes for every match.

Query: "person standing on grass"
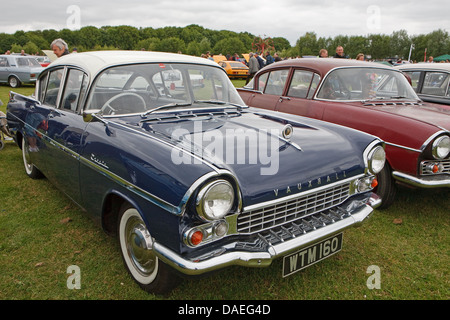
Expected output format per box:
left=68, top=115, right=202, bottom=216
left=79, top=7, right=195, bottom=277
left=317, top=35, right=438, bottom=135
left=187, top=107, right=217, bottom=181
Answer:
left=246, top=53, right=260, bottom=85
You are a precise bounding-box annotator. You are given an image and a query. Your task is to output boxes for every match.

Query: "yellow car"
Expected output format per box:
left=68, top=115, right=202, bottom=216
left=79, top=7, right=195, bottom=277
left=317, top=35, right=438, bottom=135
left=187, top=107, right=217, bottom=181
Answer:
left=218, top=60, right=249, bottom=79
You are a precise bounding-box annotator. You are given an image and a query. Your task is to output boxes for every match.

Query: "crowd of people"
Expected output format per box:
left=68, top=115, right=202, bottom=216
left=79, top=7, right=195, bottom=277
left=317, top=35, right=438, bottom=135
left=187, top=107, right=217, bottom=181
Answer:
left=202, top=45, right=369, bottom=84
left=6, top=39, right=450, bottom=70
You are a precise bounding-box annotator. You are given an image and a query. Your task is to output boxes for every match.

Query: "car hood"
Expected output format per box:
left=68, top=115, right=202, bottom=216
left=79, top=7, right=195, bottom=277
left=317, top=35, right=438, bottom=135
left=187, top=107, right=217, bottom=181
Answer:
left=364, top=101, right=450, bottom=130
left=130, top=108, right=375, bottom=207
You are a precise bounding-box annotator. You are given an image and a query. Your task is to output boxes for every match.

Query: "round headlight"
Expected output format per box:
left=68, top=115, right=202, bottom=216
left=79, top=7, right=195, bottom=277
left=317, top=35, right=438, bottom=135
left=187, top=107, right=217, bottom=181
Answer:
left=196, top=180, right=234, bottom=220
left=432, top=136, right=450, bottom=160
left=368, top=145, right=386, bottom=174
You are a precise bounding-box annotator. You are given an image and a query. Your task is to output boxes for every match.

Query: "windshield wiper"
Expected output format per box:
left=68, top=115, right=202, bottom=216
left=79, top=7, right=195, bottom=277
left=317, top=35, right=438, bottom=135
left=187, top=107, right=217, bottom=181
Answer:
left=389, top=96, right=407, bottom=99
left=141, top=102, right=192, bottom=118
left=193, top=99, right=246, bottom=109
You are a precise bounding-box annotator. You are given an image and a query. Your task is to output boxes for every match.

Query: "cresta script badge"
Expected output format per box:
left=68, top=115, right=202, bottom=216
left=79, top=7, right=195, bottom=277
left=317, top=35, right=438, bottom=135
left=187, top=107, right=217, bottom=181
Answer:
left=282, top=233, right=343, bottom=277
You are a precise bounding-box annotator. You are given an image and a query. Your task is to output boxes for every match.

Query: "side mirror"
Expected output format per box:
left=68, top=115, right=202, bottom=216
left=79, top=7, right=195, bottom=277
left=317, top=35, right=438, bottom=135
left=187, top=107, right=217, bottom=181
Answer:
left=82, top=109, right=101, bottom=123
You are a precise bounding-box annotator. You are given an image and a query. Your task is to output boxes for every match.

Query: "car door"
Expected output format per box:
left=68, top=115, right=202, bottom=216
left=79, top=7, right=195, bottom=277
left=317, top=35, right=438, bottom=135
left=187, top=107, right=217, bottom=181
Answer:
left=0, top=56, right=9, bottom=82
left=246, top=69, right=290, bottom=111
left=42, top=67, right=89, bottom=204
left=276, top=69, right=324, bottom=119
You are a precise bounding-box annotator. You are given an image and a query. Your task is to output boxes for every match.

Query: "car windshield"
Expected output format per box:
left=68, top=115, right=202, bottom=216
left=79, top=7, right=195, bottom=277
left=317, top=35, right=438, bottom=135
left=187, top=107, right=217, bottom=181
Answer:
left=316, top=67, right=419, bottom=101
left=229, top=62, right=247, bottom=69
left=86, top=63, right=245, bottom=116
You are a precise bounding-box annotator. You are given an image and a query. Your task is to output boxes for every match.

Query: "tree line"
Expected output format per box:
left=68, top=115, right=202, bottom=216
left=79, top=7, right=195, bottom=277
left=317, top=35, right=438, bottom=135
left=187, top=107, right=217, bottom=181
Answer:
left=0, top=24, right=448, bottom=62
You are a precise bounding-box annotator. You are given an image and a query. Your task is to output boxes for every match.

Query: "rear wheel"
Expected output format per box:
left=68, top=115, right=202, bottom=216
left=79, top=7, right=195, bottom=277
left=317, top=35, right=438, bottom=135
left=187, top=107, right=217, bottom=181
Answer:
left=22, top=136, right=43, bottom=179
left=118, top=203, right=181, bottom=295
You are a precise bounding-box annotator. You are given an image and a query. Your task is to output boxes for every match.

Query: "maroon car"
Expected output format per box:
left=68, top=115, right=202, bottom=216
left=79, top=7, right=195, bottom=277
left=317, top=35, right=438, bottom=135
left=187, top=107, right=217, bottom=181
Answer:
left=238, top=58, right=450, bottom=208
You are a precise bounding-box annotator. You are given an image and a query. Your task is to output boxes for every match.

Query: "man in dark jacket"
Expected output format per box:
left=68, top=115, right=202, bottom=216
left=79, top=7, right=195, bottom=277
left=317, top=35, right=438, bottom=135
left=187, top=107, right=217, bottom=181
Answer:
left=333, top=46, right=348, bottom=59
left=51, top=38, right=70, bottom=58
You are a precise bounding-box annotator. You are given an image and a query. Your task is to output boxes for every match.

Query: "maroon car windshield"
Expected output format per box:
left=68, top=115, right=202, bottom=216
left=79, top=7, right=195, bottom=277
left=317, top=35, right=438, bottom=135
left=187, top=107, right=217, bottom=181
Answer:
left=316, top=67, right=419, bottom=101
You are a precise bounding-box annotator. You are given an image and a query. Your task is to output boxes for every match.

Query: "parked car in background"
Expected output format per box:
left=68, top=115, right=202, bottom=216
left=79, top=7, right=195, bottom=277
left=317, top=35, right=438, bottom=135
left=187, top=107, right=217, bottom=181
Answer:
left=0, top=55, right=44, bottom=87
left=396, top=63, right=450, bottom=105
left=34, top=55, right=51, bottom=67
left=7, top=51, right=385, bottom=294
left=238, top=58, right=450, bottom=208
left=218, top=60, right=249, bottom=79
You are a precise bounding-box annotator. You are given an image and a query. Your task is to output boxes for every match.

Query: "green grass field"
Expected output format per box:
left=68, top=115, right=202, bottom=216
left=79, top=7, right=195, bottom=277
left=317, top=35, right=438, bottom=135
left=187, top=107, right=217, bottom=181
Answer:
left=0, top=84, right=448, bottom=300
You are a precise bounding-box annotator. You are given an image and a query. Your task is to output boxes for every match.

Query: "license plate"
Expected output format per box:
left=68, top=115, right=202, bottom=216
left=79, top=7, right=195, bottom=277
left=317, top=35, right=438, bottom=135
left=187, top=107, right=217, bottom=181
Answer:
left=282, top=233, right=343, bottom=277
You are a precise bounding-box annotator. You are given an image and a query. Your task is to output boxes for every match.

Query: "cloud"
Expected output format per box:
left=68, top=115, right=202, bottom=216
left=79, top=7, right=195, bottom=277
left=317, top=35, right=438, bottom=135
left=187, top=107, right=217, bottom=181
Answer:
left=0, top=0, right=448, bottom=46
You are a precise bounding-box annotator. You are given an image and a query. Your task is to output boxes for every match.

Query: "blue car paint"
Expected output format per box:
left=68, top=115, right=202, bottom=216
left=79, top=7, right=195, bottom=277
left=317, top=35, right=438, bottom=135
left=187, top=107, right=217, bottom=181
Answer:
left=8, top=95, right=377, bottom=255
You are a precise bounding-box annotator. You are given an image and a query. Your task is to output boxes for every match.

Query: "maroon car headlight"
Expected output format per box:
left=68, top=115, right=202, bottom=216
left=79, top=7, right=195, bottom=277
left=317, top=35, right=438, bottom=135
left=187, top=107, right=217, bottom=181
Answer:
left=196, top=180, right=234, bottom=221
left=432, top=136, right=450, bottom=160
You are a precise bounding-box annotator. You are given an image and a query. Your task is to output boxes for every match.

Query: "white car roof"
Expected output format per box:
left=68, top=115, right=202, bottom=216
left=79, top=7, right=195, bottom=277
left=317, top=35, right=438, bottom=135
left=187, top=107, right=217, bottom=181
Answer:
left=49, top=50, right=219, bottom=77
left=396, top=63, right=450, bottom=72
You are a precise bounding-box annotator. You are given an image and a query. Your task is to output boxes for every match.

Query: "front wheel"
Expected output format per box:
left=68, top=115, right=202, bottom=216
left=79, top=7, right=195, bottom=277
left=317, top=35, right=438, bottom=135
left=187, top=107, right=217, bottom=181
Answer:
left=374, top=163, right=397, bottom=209
left=118, top=204, right=181, bottom=295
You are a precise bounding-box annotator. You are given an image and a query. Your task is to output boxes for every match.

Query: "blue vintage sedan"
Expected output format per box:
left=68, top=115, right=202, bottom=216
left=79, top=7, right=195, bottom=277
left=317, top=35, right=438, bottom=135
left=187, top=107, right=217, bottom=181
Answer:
left=6, top=51, right=385, bottom=294
left=0, top=54, right=44, bottom=87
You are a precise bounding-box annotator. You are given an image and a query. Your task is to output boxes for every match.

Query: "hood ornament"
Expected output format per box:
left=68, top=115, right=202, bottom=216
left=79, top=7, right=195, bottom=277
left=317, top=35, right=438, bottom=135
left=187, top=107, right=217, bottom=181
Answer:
left=282, top=124, right=293, bottom=139
left=280, top=124, right=302, bottom=151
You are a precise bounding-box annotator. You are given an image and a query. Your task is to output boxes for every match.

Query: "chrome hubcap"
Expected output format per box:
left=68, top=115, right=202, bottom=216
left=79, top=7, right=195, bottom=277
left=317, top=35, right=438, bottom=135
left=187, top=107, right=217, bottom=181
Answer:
left=125, top=217, right=156, bottom=276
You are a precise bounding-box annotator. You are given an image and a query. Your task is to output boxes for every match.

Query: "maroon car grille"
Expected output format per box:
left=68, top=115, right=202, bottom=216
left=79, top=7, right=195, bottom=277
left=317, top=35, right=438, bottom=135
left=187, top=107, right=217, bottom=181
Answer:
left=421, top=160, right=450, bottom=175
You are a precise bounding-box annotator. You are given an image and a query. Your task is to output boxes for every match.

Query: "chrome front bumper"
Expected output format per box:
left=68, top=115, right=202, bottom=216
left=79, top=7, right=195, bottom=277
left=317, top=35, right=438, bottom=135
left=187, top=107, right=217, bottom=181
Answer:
left=393, top=171, right=450, bottom=188
left=153, top=203, right=374, bottom=276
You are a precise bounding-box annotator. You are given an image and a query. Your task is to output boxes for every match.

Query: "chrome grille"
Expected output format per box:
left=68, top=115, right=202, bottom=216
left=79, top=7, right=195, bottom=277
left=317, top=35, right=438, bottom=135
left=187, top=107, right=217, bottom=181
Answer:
left=235, top=208, right=351, bottom=251
left=421, top=160, right=450, bottom=175
left=237, top=182, right=352, bottom=234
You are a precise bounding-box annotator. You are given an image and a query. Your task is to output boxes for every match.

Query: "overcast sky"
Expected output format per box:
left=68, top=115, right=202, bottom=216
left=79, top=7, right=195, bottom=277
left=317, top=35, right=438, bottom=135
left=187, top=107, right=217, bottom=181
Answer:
left=1, top=0, right=448, bottom=45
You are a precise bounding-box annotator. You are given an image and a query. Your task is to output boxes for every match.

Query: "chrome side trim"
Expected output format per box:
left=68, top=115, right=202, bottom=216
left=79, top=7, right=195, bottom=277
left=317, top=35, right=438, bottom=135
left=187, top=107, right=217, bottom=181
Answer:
left=78, top=154, right=181, bottom=214
left=421, top=131, right=448, bottom=150
left=153, top=203, right=374, bottom=276
left=384, top=141, right=421, bottom=153
left=392, top=171, right=450, bottom=188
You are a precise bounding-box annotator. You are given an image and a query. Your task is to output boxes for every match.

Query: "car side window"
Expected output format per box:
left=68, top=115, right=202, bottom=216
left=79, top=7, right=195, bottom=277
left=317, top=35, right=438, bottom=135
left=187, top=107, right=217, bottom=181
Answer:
left=61, top=69, right=88, bottom=112
left=422, top=72, right=449, bottom=97
left=38, top=72, right=49, bottom=101
left=307, top=73, right=321, bottom=99
left=447, top=79, right=450, bottom=97
left=43, top=69, right=65, bottom=107
left=287, top=70, right=315, bottom=99
left=0, top=57, right=9, bottom=67
left=256, top=73, right=268, bottom=91
left=264, top=69, right=289, bottom=95
left=403, top=71, right=421, bottom=92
